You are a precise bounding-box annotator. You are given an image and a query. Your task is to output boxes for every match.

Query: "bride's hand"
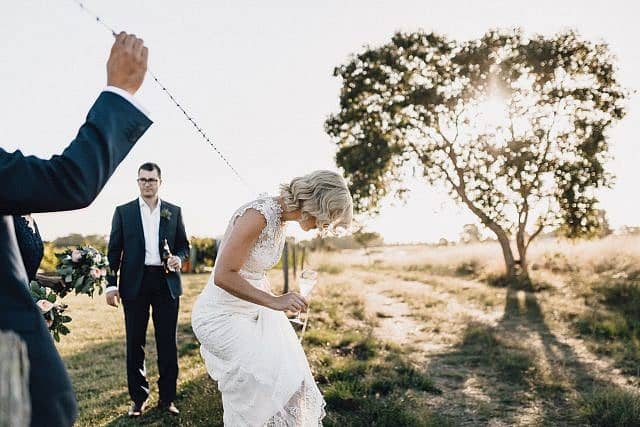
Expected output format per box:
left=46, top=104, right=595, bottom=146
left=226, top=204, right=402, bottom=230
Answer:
left=269, top=293, right=308, bottom=312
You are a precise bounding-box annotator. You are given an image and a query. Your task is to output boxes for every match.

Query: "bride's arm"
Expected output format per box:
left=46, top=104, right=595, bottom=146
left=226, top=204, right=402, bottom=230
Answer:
left=213, top=209, right=308, bottom=312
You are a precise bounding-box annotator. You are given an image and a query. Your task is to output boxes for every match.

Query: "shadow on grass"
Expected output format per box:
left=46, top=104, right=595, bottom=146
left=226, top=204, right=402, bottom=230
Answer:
left=63, top=318, right=223, bottom=426
left=303, top=316, right=447, bottom=426
left=421, top=281, right=637, bottom=426
left=104, top=373, right=222, bottom=427
left=574, top=277, right=640, bottom=377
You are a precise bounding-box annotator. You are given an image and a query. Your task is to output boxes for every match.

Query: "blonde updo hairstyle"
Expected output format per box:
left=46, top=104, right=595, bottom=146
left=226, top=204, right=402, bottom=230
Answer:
left=280, top=170, right=353, bottom=234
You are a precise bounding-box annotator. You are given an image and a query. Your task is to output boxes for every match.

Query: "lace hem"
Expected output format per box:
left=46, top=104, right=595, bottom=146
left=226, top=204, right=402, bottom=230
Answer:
left=264, top=380, right=326, bottom=427
left=196, top=308, right=326, bottom=426
left=205, top=347, right=326, bottom=427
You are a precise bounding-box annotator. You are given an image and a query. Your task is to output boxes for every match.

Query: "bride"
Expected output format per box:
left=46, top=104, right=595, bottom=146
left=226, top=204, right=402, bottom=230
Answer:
left=191, top=170, right=353, bottom=426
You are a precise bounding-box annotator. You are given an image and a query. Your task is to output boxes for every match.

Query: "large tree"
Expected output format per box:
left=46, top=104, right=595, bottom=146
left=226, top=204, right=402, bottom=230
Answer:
left=326, top=29, right=627, bottom=278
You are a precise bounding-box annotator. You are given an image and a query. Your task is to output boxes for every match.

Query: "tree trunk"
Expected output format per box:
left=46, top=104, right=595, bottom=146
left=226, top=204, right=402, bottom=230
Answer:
left=494, top=229, right=517, bottom=278
left=516, top=227, right=529, bottom=278
left=0, top=331, right=30, bottom=427
left=449, top=179, right=519, bottom=281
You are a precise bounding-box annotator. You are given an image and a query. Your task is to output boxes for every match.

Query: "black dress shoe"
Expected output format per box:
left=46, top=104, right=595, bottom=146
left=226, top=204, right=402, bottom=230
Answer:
left=158, top=401, right=180, bottom=415
left=128, top=400, right=146, bottom=417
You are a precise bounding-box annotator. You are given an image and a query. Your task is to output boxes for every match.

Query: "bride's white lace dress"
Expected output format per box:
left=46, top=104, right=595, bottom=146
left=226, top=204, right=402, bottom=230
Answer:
left=191, top=196, right=326, bottom=426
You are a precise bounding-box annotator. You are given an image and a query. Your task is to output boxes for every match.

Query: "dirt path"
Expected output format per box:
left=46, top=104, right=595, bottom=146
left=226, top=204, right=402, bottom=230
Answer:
left=355, top=267, right=640, bottom=426
left=364, top=290, right=421, bottom=345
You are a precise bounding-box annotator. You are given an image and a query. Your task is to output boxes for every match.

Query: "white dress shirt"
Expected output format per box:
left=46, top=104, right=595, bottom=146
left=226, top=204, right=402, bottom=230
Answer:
left=98, top=86, right=151, bottom=293
left=103, top=86, right=151, bottom=118
left=105, top=197, right=169, bottom=294
left=139, top=196, right=162, bottom=266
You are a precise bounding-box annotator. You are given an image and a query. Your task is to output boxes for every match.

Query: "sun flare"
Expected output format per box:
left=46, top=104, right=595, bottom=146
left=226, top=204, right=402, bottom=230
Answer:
left=477, top=94, right=509, bottom=127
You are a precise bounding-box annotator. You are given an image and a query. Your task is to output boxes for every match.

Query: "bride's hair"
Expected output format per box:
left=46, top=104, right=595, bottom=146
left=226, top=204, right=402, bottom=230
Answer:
left=280, top=170, right=353, bottom=233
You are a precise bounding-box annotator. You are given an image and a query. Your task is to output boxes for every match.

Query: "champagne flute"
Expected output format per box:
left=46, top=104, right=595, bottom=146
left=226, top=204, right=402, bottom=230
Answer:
left=289, top=269, right=318, bottom=325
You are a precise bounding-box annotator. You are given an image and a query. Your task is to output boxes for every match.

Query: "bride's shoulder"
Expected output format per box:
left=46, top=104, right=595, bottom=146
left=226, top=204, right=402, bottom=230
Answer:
left=232, top=196, right=281, bottom=228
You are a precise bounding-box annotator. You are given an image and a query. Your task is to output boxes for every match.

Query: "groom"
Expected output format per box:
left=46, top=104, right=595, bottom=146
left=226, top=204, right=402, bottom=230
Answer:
left=106, top=162, right=190, bottom=417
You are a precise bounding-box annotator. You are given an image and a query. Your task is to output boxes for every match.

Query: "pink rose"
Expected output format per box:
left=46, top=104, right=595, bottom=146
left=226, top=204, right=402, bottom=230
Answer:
left=90, top=267, right=101, bottom=279
left=100, top=268, right=107, bottom=277
left=71, top=250, right=82, bottom=262
left=36, top=300, right=54, bottom=314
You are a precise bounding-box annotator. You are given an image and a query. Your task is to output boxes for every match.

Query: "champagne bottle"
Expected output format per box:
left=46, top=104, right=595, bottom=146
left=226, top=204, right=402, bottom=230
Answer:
left=162, top=238, right=173, bottom=274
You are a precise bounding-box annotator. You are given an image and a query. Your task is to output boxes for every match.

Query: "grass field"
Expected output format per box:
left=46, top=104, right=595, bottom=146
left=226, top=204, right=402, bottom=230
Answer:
left=57, top=234, right=640, bottom=426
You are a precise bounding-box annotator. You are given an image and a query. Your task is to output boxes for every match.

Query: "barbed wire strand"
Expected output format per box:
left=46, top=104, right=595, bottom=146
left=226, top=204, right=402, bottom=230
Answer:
left=71, top=0, right=250, bottom=189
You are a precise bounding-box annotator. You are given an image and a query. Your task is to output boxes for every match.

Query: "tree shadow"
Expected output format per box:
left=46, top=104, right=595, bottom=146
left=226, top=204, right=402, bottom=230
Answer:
left=425, top=282, right=625, bottom=426
left=573, top=277, right=640, bottom=378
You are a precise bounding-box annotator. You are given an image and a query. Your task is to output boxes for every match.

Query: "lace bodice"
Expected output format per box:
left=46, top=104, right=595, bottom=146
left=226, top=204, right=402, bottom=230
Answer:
left=217, top=196, right=286, bottom=276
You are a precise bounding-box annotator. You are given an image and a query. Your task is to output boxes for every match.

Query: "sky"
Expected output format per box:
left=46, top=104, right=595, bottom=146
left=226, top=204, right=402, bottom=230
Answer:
left=1, top=0, right=638, bottom=243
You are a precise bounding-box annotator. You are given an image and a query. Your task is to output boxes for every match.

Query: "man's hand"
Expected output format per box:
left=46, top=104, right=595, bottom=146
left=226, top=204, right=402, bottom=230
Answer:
left=106, top=290, right=121, bottom=308
left=167, top=255, right=181, bottom=272
left=107, top=32, right=148, bottom=95
left=35, top=273, right=65, bottom=293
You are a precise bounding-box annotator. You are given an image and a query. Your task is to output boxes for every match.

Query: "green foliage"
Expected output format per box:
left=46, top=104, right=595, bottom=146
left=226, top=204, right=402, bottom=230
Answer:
left=458, top=323, right=535, bottom=384
left=574, top=280, right=640, bottom=374
left=327, top=28, right=628, bottom=275
left=190, top=236, right=217, bottom=270
left=41, top=234, right=107, bottom=273
left=55, top=246, right=109, bottom=298
left=353, top=229, right=384, bottom=250
left=579, top=388, right=640, bottom=427
left=29, top=280, right=71, bottom=342
left=303, top=233, right=383, bottom=251
left=40, top=242, right=59, bottom=273
left=52, top=233, right=107, bottom=252
left=314, top=336, right=442, bottom=424
left=455, top=259, right=481, bottom=276
left=317, top=264, right=345, bottom=275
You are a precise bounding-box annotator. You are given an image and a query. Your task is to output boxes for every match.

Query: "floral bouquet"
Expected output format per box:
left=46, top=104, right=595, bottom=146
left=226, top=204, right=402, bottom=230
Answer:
left=55, top=246, right=109, bottom=298
left=29, top=281, right=71, bottom=342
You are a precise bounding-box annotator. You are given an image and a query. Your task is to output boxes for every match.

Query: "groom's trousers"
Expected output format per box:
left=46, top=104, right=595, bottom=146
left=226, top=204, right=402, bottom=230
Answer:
left=122, top=266, right=179, bottom=404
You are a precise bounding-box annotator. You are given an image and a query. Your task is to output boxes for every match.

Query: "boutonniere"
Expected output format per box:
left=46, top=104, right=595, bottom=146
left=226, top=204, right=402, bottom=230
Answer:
left=160, top=208, right=172, bottom=221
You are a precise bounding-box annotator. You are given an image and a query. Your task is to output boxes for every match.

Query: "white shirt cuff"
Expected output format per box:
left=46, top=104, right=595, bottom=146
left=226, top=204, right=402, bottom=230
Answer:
left=105, top=286, right=118, bottom=294
left=103, top=86, right=151, bottom=118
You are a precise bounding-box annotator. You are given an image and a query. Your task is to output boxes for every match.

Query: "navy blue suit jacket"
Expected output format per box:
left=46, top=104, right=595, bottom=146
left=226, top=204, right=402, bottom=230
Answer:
left=0, top=91, right=152, bottom=427
left=107, top=199, right=190, bottom=300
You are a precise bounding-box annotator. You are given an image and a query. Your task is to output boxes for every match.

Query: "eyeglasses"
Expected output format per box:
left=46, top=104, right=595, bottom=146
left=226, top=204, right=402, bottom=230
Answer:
left=137, top=178, right=159, bottom=185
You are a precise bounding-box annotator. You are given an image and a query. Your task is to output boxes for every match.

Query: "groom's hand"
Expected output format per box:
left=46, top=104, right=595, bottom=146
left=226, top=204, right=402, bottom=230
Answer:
left=106, top=290, right=121, bottom=308
left=107, top=32, right=148, bottom=95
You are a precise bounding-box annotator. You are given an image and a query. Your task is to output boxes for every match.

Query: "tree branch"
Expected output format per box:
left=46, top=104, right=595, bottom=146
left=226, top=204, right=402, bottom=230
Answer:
left=525, top=222, right=545, bottom=251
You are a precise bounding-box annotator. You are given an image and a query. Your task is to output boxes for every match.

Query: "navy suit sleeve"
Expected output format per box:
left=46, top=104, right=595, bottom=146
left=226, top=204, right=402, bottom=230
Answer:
left=0, top=91, right=152, bottom=214
left=107, top=207, right=123, bottom=288
left=174, top=207, right=190, bottom=261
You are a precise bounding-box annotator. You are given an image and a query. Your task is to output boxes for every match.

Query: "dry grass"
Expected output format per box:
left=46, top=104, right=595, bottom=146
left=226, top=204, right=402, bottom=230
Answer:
left=55, top=234, right=640, bottom=426
left=57, top=274, right=222, bottom=426
left=306, top=235, right=640, bottom=425
left=310, top=234, right=640, bottom=279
